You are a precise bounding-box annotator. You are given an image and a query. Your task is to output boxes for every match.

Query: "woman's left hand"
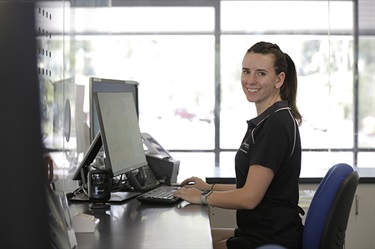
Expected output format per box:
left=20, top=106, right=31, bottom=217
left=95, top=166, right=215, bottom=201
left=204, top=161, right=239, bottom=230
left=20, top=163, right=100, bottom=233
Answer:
left=174, top=187, right=203, bottom=204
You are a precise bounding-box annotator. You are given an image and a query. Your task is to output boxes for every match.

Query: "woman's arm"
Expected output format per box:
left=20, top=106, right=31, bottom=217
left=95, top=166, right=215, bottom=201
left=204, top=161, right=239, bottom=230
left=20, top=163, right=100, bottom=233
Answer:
left=180, top=176, right=236, bottom=191
left=206, top=165, right=274, bottom=209
left=210, top=183, right=236, bottom=191
left=174, top=165, right=274, bottom=210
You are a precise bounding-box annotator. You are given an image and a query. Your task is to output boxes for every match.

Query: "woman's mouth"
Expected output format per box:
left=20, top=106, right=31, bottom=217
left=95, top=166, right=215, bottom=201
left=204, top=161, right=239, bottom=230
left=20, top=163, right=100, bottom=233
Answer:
left=247, top=88, right=259, bottom=93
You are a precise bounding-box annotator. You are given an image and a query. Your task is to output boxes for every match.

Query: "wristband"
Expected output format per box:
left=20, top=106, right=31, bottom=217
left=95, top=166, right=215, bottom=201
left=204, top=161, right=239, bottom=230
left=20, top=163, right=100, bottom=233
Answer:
left=201, top=189, right=213, bottom=205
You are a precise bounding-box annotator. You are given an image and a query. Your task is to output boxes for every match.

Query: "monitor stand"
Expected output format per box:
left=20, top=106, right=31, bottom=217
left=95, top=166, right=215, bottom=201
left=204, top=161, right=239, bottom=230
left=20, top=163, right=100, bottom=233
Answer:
left=108, top=191, right=141, bottom=202
left=89, top=202, right=110, bottom=210
left=68, top=190, right=141, bottom=203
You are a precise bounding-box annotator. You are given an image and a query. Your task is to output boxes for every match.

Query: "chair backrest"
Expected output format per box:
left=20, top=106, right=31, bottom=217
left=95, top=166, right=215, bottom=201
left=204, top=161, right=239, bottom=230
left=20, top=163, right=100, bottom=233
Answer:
left=303, top=163, right=359, bottom=249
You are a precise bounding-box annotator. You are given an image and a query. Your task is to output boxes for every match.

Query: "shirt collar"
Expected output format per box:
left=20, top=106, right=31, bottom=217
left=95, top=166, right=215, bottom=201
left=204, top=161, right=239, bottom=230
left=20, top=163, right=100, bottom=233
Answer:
left=248, top=100, right=289, bottom=127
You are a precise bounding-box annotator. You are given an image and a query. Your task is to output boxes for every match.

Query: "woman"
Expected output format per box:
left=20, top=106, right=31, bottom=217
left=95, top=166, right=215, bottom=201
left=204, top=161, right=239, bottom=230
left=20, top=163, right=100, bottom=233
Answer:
left=173, top=41, right=304, bottom=249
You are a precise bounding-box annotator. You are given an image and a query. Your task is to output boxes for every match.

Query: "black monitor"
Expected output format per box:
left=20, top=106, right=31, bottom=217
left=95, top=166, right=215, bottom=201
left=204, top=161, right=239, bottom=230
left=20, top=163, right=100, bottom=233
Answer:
left=72, top=77, right=139, bottom=183
left=72, top=131, right=103, bottom=182
left=94, top=91, right=148, bottom=177
left=89, top=77, right=139, bottom=142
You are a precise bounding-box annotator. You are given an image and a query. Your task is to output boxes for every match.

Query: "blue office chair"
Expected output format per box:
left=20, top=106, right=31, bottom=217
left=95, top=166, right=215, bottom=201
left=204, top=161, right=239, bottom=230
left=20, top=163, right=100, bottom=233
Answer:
left=257, top=163, right=359, bottom=249
left=303, top=163, right=359, bottom=249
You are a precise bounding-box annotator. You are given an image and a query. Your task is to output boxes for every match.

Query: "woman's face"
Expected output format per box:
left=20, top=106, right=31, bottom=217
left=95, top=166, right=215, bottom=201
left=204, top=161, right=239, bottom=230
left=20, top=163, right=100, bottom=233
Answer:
left=241, top=52, right=285, bottom=113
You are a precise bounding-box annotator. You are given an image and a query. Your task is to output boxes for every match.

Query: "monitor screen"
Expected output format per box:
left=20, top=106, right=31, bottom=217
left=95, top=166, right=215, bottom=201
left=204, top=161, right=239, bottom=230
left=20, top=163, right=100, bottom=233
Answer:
left=94, top=91, right=147, bottom=176
left=89, top=77, right=139, bottom=142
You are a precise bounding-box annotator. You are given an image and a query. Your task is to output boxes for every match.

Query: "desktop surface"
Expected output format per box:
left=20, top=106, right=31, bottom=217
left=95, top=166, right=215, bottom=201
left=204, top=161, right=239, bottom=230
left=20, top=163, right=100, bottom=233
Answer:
left=70, top=198, right=213, bottom=249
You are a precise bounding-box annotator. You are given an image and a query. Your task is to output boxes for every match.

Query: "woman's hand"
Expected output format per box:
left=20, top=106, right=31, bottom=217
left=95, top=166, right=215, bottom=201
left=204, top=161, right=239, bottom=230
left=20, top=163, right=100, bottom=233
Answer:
left=179, top=176, right=211, bottom=191
left=173, top=186, right=203, bottom=204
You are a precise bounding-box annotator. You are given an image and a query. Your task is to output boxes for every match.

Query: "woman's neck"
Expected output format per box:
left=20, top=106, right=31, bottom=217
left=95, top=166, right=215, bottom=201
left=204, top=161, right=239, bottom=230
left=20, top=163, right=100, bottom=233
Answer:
left=255, top=96, right=282, bottom=115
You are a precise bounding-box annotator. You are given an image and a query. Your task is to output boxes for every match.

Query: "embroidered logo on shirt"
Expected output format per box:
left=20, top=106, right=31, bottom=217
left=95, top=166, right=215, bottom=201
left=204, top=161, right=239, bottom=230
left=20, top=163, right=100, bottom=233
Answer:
left=239, top=142, right=249, bottom=154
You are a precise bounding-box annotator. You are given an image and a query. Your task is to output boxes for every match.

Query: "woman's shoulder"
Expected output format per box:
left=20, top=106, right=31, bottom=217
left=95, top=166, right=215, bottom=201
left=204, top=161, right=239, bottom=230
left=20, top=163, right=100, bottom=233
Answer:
left=270, top=106, right=294, bottom=121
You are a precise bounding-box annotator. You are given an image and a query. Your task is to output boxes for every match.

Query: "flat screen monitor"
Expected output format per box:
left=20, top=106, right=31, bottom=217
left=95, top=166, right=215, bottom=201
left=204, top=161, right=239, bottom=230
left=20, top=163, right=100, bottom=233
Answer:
left=94, top=91, right=148, bottom=177
left=72, top=131, right=103, bottom=182
left=89, top=77, right=139, bottom=142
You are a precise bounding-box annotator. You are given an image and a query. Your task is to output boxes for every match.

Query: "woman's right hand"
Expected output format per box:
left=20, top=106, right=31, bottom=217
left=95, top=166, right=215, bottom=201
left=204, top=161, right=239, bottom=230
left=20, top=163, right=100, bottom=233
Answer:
left=179, top=176, right=211, bottom=191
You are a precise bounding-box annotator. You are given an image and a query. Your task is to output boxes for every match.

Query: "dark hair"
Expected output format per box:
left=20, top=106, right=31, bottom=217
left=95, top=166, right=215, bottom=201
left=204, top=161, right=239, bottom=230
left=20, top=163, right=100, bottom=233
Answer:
left=247, top=41, right=302, bottom=125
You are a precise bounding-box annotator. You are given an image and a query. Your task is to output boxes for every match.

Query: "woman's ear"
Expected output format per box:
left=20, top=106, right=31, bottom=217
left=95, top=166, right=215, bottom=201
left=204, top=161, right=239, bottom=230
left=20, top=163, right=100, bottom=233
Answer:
left=275, top=72, right=286, bottom=88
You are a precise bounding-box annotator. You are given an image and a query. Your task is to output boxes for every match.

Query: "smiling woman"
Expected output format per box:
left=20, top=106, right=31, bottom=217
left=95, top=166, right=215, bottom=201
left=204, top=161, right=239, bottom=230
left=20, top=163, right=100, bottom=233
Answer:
left=174, top=41, right=305, bottom=249
left=241, top=52, right=285, bottom=115
left=241, top=42, right=302, bottom=124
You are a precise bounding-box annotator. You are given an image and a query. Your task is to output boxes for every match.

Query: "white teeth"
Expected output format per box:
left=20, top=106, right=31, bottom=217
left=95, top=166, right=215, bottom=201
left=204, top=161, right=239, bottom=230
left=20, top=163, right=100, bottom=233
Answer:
left=248, top=88, right=258, bottom=92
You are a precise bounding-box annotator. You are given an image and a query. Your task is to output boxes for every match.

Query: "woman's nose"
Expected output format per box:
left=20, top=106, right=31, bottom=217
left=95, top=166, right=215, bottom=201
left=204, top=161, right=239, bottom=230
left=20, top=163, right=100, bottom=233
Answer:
left=242, top=73, right=255, bottom=85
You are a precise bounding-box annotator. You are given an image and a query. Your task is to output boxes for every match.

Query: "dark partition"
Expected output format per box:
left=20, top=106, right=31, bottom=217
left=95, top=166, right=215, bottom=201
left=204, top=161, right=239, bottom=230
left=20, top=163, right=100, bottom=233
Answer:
left=0, top=2, right=50, bottom=248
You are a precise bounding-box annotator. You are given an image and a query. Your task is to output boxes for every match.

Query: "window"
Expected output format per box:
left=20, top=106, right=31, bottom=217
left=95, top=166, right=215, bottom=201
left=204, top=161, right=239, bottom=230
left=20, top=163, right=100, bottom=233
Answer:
left=71, top=6, right=216, bottom=152
left=49, top=0, right=374, bottom=178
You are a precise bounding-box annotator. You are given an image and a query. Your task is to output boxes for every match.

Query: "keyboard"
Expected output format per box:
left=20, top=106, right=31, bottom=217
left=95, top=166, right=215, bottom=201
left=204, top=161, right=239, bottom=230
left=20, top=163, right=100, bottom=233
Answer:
left=137, top=185, right=181, bottom=204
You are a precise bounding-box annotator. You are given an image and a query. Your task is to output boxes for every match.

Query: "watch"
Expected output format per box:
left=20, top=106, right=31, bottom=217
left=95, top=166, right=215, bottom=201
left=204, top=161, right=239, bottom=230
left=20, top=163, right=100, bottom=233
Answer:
left=201, top=189, right=213, bottom=205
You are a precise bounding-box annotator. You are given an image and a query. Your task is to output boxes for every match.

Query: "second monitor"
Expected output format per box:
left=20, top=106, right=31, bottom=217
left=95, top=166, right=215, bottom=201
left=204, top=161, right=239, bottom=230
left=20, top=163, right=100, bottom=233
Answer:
left=89, top=77, right=139, bottom=142
left=94, top=91, right=147, bottom=177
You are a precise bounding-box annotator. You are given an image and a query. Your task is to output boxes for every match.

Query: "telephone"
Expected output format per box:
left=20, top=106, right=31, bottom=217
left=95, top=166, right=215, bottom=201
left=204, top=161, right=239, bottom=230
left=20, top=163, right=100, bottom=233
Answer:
left=126, top=165, right=159, bottom=191
left=141, top=132, right=171, bottom=159
left=126, top=133, right=180, bottom=190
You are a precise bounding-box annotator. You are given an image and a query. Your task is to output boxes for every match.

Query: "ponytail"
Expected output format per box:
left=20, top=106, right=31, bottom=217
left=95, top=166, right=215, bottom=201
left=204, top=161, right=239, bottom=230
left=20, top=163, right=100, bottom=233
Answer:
left=281, top=53, right=302, bottom=125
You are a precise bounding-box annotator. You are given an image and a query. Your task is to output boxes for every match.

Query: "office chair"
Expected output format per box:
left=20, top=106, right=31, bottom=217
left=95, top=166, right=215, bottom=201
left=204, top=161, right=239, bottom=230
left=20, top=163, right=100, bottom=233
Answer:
left=257, top=163, right=359, bottom=249
left=303, top=163, right=359, bottom=249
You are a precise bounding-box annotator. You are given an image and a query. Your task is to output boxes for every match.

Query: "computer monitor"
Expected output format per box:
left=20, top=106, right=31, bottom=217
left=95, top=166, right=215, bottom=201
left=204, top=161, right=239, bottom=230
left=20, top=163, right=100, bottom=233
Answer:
left=89, top=77, right=139, bottom=142
left=72, top=78, right=140, bottom=184
left=94, top=91, right=148, bottom=177
left=72, top=131, right=103, bottom=182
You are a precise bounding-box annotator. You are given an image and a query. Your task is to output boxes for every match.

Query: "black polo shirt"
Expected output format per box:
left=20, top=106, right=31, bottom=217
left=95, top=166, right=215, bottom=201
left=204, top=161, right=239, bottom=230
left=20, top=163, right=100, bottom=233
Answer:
left=234, top=100, right=304, bottom=249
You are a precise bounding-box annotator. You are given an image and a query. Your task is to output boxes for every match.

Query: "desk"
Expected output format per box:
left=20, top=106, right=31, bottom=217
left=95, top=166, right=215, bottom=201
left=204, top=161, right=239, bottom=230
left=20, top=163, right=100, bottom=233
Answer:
left=70, top=198, right=213, bottom=249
